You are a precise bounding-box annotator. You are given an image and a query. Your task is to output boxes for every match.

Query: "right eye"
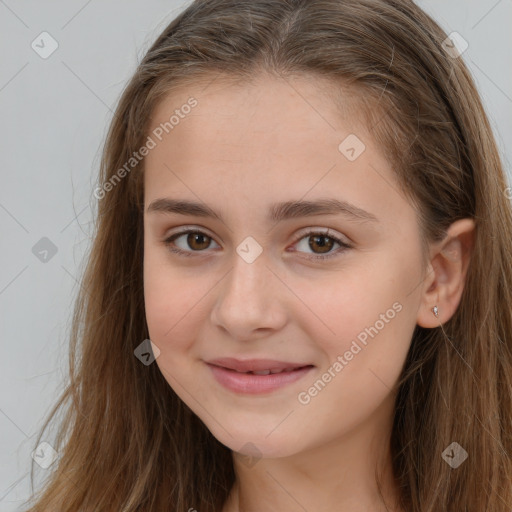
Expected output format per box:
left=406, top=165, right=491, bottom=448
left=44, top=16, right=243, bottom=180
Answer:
left=163, top=229, right=220, bottom=257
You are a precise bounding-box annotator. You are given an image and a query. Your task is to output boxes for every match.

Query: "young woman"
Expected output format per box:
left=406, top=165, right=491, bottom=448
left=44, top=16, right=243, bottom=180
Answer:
left=23, top=0, right=512, bottom=511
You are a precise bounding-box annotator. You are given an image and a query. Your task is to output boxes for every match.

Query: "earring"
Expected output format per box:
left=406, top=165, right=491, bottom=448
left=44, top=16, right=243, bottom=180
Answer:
left=431, top=305, right=439, bottom=317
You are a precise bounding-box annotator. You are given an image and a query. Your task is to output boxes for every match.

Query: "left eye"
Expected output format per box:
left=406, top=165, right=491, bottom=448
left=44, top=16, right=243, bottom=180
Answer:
left=163, top=229, right=352, bottom=260
left=291, top=230, right=352, bottom=259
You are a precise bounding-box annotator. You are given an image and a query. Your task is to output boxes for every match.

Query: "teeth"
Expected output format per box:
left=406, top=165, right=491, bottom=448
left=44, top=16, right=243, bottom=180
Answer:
left=252, top=367, right=299, bottom=375
left=222, top=366, right=304, bottom=375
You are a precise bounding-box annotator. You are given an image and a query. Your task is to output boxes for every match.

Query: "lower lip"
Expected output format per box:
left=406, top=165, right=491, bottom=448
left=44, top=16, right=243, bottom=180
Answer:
left=207, top=363, right=314, bottom=394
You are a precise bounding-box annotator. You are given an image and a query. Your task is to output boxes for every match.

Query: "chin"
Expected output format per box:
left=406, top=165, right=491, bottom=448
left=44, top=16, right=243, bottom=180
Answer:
left=205, top=421, right=305, bottom=460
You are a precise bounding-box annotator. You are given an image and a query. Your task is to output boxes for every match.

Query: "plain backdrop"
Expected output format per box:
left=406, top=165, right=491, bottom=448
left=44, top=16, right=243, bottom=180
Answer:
left=0, top=0, right=511, bottom=510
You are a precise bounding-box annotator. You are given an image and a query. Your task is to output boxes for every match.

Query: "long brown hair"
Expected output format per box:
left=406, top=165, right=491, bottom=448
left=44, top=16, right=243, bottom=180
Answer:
left=22, top=1, right=512, bottom=510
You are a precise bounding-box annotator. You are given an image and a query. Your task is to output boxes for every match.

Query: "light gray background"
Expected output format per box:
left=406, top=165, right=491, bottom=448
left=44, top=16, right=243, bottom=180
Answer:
left=0, top=1, right=511, bottom=510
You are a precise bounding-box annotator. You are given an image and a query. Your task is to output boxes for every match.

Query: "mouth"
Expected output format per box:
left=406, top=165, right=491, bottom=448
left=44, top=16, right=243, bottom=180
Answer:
left=206, top=357, right=314, bottom=373
left=210, top=365, right=313, bottom=375
left=205, top=358, right=315, bottom=394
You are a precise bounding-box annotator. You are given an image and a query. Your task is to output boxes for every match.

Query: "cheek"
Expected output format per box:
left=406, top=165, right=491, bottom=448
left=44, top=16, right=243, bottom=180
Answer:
left=293, top=276, right=414, bottom=440
left=144, top=275, right=201, bottom=396
left=143, top=250, right=212, bottom=357
left=144, top=247, right=183, bottom=344
left=300, top=255, right=417, bottom=376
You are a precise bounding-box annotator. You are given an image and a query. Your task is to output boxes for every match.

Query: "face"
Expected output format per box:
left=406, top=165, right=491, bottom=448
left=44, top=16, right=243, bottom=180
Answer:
left=143, top=73, right=426, bottom=459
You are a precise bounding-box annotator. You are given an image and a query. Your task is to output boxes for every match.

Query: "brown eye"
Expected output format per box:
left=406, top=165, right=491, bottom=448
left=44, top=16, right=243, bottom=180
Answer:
left=164, top=228, right=352, bottom=260
left=292, top=230, right=352, bottom=260
left=308, top=234, right=335, bottom=254
left=186, top=232, right=211, bottom=250
left=164, top=229, right=220, bottom=256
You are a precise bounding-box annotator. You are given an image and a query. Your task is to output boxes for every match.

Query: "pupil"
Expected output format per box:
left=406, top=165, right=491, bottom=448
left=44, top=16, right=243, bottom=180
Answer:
left=189, top=233, right=209, bottom=250
left=310, top=235, right=333, bottom=254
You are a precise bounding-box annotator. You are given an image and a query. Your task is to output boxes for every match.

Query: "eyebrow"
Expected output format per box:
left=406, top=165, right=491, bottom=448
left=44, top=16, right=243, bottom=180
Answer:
left=146, top=197, right=378, bottom=223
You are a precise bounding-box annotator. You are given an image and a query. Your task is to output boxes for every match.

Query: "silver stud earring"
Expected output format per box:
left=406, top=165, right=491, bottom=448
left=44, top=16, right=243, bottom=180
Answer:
left=432, top=305, right=439, bottom=317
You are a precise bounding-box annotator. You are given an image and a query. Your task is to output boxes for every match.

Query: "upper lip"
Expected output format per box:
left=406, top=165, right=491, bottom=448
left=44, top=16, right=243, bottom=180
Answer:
left=206, top=357, right=313, bottom=373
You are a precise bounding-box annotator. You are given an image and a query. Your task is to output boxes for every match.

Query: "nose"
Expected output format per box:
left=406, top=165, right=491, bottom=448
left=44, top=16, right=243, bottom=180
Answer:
left=210, top=250, right=288, bottom=341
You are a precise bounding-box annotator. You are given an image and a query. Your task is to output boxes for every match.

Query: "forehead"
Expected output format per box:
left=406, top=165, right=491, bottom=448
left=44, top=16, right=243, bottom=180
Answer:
left=147, top=73, right=368, bottom=152
left=143, top=74, right=412, bottom=229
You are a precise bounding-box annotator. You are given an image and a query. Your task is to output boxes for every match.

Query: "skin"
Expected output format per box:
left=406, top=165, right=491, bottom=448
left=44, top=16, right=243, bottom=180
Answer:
left=142, top=72, right=475, bottom=512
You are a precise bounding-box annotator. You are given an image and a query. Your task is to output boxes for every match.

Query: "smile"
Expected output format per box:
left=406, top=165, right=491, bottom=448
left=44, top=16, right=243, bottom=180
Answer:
left=206, top=362, right=315, bottom=394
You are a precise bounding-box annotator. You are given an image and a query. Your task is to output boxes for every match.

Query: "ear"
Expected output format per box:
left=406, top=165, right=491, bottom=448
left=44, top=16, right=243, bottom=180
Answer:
left=416, top=218, right=476, bottom=328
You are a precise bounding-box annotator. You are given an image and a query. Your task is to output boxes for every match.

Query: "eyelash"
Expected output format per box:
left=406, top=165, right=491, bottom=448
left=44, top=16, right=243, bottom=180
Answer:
left=163, top=228, right=352, bottom=260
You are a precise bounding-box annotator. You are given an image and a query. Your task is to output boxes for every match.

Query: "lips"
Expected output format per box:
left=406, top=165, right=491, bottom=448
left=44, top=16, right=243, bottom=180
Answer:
left=206, top=358, right=315, bottom=394
left=207, top=357, right=313, bottom=374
